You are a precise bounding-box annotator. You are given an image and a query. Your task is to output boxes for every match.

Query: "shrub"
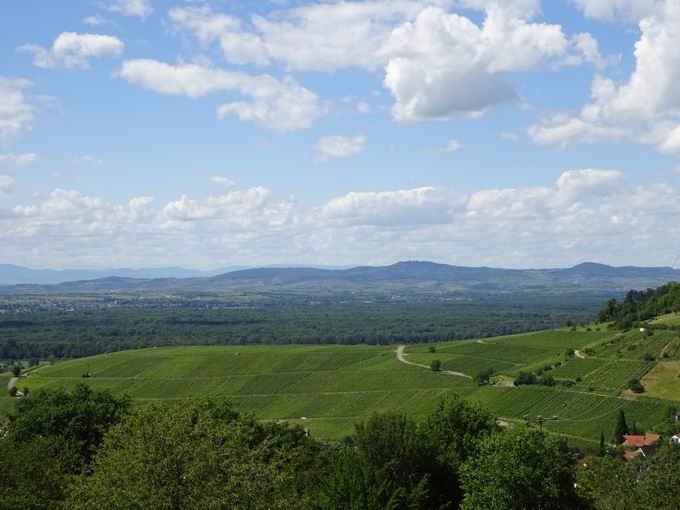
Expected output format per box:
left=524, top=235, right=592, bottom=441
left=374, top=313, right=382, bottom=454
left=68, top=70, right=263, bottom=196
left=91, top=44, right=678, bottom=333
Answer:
left=430, top=359, right=442, bottom=372
left=628, top=379, right=645, bottom=393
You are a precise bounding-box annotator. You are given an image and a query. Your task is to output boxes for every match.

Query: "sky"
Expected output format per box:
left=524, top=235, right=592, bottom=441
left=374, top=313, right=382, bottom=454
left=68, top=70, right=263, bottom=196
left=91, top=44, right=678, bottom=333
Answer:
left=1, top=0, right=680, bottom=270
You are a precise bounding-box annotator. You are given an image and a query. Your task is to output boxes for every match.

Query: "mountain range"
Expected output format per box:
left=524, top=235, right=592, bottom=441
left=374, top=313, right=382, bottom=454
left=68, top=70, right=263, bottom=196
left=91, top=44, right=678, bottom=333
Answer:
left=1, top=261, right=678, bottom=295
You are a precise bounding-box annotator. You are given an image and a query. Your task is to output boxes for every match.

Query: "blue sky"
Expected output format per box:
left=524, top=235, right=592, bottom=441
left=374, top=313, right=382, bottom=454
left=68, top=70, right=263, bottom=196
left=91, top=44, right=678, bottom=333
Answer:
left=1, top=0, right=680, bottom=269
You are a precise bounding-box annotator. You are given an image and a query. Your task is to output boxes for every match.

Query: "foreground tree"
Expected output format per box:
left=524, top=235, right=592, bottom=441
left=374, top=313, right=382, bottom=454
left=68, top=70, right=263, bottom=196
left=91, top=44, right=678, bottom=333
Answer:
left=459, top=428, right=583, bottom=510
left=614, top=410, right=629, bottom=444
left=577, top=455, right=636, bottom=510
left=0, top=384, right=131, bottom=508
left=65, top=400, right=316, bottom=509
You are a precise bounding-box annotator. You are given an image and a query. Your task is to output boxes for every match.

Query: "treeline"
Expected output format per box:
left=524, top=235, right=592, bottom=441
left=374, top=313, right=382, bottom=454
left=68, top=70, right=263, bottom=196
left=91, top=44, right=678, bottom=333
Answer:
left=2, top=386, right=680, bottom=509
left=599, top=282, right=680, bottom=328
left=0, top=298, right=598, bottom=360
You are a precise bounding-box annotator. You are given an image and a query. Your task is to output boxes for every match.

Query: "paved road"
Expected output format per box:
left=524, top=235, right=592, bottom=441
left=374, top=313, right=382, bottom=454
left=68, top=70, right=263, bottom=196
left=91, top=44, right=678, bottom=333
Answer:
left=395, top=345, right=471, bottom=379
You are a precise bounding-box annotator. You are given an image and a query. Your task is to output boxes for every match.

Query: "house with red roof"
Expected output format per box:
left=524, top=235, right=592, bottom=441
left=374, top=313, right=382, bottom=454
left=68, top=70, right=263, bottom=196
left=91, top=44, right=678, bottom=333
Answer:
left=671, top=434, right=680, bottom=445
left=622, top=434, right=663, bottom=461
left=622, top=434, right=662, bottom=448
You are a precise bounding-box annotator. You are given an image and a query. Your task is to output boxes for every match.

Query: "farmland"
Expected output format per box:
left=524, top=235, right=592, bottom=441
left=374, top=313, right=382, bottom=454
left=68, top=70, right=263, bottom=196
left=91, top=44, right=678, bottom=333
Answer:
left=10, top=326, right=680, bottom=445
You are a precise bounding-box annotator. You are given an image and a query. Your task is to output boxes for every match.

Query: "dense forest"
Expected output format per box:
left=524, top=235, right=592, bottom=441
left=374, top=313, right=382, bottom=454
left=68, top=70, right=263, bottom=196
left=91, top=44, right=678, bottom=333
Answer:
left=598, top=282, right=680, bottom=328
left=0, top=296, right=601, bottom=361
left=2, top=385, right=680, bottom=509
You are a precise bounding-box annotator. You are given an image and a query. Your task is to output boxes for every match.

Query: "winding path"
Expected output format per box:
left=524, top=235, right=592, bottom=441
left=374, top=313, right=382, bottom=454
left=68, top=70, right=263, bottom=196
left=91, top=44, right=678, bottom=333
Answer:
left=7, top=376, right=23, bottom=398
left=395, top=346, right=472, bottom=379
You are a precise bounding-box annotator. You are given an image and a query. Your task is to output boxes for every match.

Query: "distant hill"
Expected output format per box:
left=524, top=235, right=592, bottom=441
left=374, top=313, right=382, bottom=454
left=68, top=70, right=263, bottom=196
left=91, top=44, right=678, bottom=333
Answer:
left=0, top=264, right=352, bottom=286
left=2, top=261, right=679, bottom=296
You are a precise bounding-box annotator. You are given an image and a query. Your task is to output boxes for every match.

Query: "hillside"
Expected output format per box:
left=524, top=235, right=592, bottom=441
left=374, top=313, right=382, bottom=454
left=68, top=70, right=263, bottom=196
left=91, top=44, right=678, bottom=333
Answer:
left=3, top=261, right=679, bottom=296
left=599, top=282, right=680, bottom=327
left=13, top=326, right=679, bottom=444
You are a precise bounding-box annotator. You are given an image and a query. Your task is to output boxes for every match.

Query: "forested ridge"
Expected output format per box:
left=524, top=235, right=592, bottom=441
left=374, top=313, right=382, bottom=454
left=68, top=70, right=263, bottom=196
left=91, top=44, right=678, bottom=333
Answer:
left=599, top=282, right=680, bottom=328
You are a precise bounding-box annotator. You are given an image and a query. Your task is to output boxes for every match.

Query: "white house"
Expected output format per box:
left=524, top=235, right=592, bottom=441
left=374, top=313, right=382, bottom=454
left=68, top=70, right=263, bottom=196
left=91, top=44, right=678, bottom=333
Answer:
left=670, top=434, right=680, bottom=444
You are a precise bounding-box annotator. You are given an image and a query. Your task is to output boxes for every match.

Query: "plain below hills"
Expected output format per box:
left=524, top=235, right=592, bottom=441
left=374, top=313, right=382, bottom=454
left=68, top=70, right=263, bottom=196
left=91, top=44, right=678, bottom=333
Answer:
left=1, top=261, right=679, bottom=296
left=10, top=325, right=680, bottom=447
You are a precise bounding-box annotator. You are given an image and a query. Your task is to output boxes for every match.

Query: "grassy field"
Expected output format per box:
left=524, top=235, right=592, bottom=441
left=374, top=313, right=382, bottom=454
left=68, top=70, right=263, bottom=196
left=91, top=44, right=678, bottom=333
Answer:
left=641, top=361, right=680, bottom=400
left=650, top=312, right=680, bottom=326
left=14, top=328, right=680, bottom=444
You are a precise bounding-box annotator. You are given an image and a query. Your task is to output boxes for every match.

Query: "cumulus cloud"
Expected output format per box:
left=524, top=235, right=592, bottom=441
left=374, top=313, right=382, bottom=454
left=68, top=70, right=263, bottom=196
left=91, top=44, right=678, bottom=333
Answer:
left=118, top=59, right=321, bottom=132
left=83, top=14, right=107, bottom=26
left=315, top=135, right=365, bottom=161
left=18, top=32, right=124, bottom=69
left=0, top=78, right=34, bottom=142
left=70, top=155, right=104, bottom=166
left=211, top=176, right=237, bottom=188
left=0, top=175, right=14, bottom=198
left=103, top=0, right=153, bottom=19
left=530, top=1, right=680, bottom=153
left=0, top=153, right=38, bottom=168
left=436, top=139, right=463, bottom=152
left=3, top=170, right=680, bottom=268
left=169, top=1, right=599, bottom=124
left=320, top=187, right=464, bottom=226
left=570, top=0, right=662, bottom=21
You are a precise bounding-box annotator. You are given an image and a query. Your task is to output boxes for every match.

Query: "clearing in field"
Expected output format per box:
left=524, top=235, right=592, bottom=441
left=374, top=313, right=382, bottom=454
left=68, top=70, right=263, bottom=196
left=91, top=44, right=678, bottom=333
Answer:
left=641, top=361, right=680, bottom=400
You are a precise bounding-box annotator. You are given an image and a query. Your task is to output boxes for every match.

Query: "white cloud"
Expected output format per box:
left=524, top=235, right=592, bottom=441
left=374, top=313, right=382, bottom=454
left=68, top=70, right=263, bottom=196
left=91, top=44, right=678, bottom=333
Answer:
left=570, top=0, right=662, bottom=21
left=3, top=170, right=680, bottom=268
left=70, top=155, right=104, bottom=166
left=168, top=6, right=269, bottom=66
left=659, top=125, right=680, bottom=154
left=0, top=78, right=34, bottom=142
left=169, top=1, right=597, bottom=124
left=18, top=32, right=124, bottom=69
left=0, top=153, right=38, bottom=168
left=211, top=176, right=237, bottom=188
left=320, top=186, right=463, bottom=226
left=383, top=4, right=569, bottom=122
left=436, top=139, right=463, bottom=152
left=118, top=59, right=321, bottom=132
left=356, top=101, right=372, bottom=114
left=83, top=14, right=107, bottom=26
left=528, top=114, right=626, bottom=149
left=315, top=135, right=365, bottom=161
left=530, top=2, right=680, bottom=153
left=0, top=175, right=14, bottom=198
left=103, top=0, right=153, bottom=19
left=561, top=32, right=617, bottom=69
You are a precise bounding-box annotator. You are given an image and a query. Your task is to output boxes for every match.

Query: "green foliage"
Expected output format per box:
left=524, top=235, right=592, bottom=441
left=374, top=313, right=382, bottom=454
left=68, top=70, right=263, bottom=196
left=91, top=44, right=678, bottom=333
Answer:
left=321, top=397, right=497, bottom=509
left=579, top=446, right=680, bottom=510
left=598, top=282, right=680, bottom=327
left=514, top=371, right=536, bottom=386
left=66, top=401, right=316, bottom=509
left=0, top=296, right=602, bottom=360
left=628, top=378, right=645, bottom=393
left=11, top=365, right=20, bottom=377
left=577, top=455, right=636, bottom=510
left=0, top=384, right=131, bottom=508
left=430, top=359, right=442, bottom=372
left=474, top=368, right=494, bottom=386
left=614, top=410, right=629, bottom=444
left=459, top=427, right=583, bottom=510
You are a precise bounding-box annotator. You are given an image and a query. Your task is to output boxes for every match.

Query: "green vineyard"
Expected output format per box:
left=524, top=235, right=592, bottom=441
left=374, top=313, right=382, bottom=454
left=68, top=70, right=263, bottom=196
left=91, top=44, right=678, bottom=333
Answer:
left=10, top=328, right=680, bottom=444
